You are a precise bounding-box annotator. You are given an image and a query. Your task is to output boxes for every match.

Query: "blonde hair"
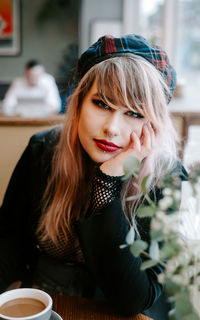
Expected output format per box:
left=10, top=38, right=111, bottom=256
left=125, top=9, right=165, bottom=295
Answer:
left=37, top=56, right=179, bottom=242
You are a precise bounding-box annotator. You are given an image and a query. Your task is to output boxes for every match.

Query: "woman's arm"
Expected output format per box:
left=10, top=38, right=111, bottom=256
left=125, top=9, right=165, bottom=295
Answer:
left=77, top=197, right=163, bottom=317
left=76, top=167, right=163, bottom=317
left=77, top=162, right=187, bottom=316
left=0, top=142, right=33, bottom=292
left=0, top=130, right=54, bottom=292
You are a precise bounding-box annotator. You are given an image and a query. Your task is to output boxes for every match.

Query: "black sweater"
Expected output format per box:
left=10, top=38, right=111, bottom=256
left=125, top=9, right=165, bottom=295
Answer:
left=0, top=128, right=187, bottom=318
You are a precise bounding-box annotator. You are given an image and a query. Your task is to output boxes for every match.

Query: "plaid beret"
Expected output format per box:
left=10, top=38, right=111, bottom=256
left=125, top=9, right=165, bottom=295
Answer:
left=78, top=34, right=176, bottom=102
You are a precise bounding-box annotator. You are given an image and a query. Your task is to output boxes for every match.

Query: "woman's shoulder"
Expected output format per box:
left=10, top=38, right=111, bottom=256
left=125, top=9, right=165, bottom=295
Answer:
left=29, top=126, right=62, bottom=148
left=22, top=127, right=63, bottom=177
left=25, top=126, right=63, bottom=165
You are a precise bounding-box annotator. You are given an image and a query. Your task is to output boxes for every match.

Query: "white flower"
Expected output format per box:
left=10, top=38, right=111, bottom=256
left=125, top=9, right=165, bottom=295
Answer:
left=156, top=210, right=165, bottom=219
left=151, top=219, right=162, bottom=231
left=163, top=188, right=173, bottom=196
left=154, top=211, right=181, bottom=234
left=194, top=183, right=200, bottom=196
left=126, top=163, right=200, bottom=318
left=158, top=196, right=173, bottom=210
left=165, top=257, right=180, bottom=274
left=158, top=273, right=165, bottom=284
left=189, top=285, right=200, bottom=316
left=174, top=190, right=181, bottom=200
left=171, top=274, right=189, bottom=286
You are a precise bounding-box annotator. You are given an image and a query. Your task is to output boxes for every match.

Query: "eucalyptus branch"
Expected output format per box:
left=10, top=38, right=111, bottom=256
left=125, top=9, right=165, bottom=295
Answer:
left=141, top=250, right=167, bottom=268
left=144, top=193, right=157, bottom=209
left=123, top=157, right=200, bottom=319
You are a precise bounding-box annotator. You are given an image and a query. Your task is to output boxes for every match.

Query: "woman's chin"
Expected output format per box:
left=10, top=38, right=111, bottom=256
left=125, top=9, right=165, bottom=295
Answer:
left=89, top=152, right=114, bottom=164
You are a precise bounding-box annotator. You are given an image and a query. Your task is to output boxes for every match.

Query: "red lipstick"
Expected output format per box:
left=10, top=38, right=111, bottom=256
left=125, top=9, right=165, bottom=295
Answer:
left=94, top=139, right=121, bottom=152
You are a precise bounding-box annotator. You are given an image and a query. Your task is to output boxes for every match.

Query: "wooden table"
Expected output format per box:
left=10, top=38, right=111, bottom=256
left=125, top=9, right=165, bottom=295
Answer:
left=52, top=295, right=152, bottom=320
left=170, top=87, right=200, bottom=159
left=171, top=111, right=200, bottom=159
left=0, top=113, right=65, bottom=126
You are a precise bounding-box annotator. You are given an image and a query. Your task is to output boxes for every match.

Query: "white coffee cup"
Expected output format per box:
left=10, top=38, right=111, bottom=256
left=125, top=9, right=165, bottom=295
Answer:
left=0, top=288, right=52, bottom=320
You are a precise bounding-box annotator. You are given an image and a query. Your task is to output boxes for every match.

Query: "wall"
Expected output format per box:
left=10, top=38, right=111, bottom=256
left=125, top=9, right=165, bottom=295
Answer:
left=0, top=0, right=78, bottom=81
left=79, top=0, right=122, bottom=53
left=0, top=0, right=123, bottom=80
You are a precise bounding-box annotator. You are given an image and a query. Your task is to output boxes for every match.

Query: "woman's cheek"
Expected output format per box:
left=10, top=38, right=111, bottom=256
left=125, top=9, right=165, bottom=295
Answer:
left=129, top=123, right=143, bottom=139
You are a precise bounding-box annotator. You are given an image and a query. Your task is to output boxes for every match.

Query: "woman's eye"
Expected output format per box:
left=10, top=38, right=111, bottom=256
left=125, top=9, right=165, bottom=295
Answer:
left=126, top=110, right=144, bottom=119
left=92, top=99, right=110, bottom=110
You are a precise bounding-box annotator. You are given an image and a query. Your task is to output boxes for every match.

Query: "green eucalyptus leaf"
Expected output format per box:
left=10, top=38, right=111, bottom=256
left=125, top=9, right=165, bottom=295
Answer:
left=168, top=309, right=176, bottom=320
left=174, top=292, right=194, bottom=315
left=182, top=313, right=200, bottom=320
left=140, top=259, right=158, bottom=270
left=173, top=264, right=184, bottom=275
left=150, top=229, right=164, bottom=241
left=165, top=279, right=182, bottom=296
left=149, top=240, right=160, bottom=260
left=123, top=156, right=141, bottom=179
left=126, top=161, right=200, bottom=320
left=126, top=227, right=134, bottom=245
left=126, top=195, right=139, bottom=201
left=137, top=206, right=155, bottom=218
left=130, top=239, right=148, bottom=257
left=160, top=241, right=182, bottom=259
left=119, top=244, right=128, bottom=249
left=141, top=175, right=150, bottom=193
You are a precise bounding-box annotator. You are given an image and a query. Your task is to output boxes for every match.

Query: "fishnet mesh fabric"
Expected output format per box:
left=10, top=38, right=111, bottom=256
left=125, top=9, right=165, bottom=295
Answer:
left=36, top=167, right=122, bottom=260
left=91, top=167, right=123, bottom=211
left=37, top=228, right=84, bottom=263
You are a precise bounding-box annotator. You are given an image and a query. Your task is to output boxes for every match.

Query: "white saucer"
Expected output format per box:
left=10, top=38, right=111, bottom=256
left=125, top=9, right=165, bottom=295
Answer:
left=50, top=310, right=63, bottom=320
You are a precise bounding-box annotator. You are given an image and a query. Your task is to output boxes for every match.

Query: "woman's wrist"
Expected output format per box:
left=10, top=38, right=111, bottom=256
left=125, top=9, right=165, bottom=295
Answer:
left=100, top=160, right=125, bottom=177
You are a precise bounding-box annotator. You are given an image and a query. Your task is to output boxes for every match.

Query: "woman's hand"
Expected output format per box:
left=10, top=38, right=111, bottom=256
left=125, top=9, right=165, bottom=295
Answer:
left=100, top=122, right=156, bottom=176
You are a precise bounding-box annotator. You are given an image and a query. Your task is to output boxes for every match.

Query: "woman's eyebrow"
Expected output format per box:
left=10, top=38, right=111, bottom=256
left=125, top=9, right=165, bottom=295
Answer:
left=91, top=93, right=101, bottom=98
left=92, top=92, right=107, bottom=100
left=92, top=93, right=141, bottom=113
left=93, top=92, right=116, bottom=105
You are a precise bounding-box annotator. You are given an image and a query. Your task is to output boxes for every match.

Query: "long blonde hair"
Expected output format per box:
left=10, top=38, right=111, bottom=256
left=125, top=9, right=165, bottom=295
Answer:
left=37, top=56, right=179, bottom=242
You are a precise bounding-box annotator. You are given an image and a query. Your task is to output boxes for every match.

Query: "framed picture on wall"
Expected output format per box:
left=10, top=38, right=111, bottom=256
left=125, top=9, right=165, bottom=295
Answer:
left=0, top=0, right=21, bottom=56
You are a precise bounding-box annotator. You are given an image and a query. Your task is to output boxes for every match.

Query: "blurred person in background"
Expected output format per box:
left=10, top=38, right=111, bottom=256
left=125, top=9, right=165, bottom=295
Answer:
left=2, top=59, right=61, bottom=116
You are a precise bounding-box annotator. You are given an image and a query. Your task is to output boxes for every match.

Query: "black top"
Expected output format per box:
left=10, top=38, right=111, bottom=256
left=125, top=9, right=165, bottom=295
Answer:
left=0, top=128, right=187, bottom=318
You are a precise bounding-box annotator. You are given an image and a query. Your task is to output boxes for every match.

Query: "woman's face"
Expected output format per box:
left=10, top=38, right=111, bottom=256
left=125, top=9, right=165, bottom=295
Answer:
left=78, top=81, right=146, bottom=163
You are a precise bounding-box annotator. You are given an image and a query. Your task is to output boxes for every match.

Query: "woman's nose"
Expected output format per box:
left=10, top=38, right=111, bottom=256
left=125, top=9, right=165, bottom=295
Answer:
left=103, top=113, right=121, bottom=138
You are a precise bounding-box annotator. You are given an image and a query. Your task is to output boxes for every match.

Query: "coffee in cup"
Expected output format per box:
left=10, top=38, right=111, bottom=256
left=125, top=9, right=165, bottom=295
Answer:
left=0, top=288, right=52, bottom=320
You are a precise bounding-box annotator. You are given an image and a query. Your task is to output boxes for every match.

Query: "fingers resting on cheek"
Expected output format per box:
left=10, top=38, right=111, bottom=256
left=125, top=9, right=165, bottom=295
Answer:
left=142, top=122, right=156, bottom=149
left=130, top=131, right=141, bottom=152
left=129, top=122, right=156, bottom=161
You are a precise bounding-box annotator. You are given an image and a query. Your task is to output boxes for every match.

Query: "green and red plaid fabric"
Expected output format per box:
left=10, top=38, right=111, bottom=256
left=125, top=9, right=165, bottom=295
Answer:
left=78, top=34, right=176, bottom=102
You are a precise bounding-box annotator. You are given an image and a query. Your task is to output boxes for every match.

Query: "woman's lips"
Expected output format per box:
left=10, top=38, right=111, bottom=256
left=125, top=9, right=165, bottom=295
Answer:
left=94, top=139, right=121, bottom=152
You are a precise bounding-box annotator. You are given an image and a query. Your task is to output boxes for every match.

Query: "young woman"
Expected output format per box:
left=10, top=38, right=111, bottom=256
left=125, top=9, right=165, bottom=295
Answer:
left=0, top=34, right=187, bottom=319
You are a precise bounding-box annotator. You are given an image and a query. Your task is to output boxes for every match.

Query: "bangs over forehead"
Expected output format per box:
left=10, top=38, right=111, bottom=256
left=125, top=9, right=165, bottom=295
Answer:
left=95, top=57, right=143, bottom=112
left=92, top=56, right=168, bottom=127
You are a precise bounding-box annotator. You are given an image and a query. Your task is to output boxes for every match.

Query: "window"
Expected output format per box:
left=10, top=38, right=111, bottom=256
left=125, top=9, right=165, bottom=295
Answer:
left=139, top=0, right=200, bottom=85
left=140, top=0, right=165, bottom=47
left=176, top=0, right=200, bottom=81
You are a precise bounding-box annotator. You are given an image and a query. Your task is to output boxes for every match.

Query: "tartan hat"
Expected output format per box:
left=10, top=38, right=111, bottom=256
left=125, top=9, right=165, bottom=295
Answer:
left=78, top=34, right=176, bottom=102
